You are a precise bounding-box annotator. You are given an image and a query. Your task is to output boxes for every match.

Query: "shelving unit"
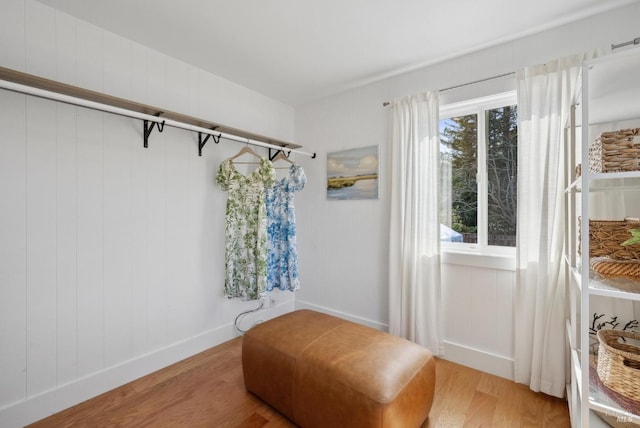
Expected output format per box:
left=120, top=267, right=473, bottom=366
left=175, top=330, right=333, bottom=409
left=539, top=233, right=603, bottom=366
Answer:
left=565, top=48, right=640, bottom=427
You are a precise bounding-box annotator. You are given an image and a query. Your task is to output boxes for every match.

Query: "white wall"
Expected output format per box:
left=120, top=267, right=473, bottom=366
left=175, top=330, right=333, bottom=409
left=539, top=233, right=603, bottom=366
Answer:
left=294, top=2, right=640, bottom=378
left=0, top=1, right=296, bottom=426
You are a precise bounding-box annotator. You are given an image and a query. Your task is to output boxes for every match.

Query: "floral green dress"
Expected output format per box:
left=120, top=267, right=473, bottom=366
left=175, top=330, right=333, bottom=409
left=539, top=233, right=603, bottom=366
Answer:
left=216, top=157, right=276, bottom=300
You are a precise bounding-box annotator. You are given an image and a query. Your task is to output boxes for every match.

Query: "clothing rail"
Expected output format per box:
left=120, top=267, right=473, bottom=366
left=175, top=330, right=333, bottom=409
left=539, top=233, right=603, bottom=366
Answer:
left=0, top=68, right=316, bottom=159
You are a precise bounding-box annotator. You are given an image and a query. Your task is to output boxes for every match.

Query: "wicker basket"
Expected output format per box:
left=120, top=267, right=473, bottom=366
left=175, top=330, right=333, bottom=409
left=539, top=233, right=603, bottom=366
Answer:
left=591, top=257, right=640, bottom=283
left=590, top=353, right=640, bottom=420
left=580, top=218, right=640, bottom=260
left=597, top=329, right=640, bottom=402
left=589, top=128, right=640, bottom=173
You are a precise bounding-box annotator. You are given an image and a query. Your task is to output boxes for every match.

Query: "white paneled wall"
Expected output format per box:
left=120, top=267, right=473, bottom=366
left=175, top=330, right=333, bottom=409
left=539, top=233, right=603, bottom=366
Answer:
left=442, top=261, right=515, bottom=379
left=0, top=90, right=27, bottom=410
left=0, top=1, right=295, bottom=425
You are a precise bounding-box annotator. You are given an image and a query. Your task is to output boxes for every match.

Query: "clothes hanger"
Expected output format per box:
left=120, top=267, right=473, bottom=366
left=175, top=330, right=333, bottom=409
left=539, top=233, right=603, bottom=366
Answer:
left=271, top=150, right=296, bottom=170
left=229, top=144, right=262, bottom=164
left=271, top=151, right=294, bottom=164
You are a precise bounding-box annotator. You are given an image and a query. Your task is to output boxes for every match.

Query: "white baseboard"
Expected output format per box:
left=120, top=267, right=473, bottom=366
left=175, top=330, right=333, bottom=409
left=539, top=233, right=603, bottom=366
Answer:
left=441, top=340, right=514, bottom=381
left=2, top=302, right=510, bottom=428
left=0, top=303, right=294, bottom=428
left=294, top=300, right=389, bottom=331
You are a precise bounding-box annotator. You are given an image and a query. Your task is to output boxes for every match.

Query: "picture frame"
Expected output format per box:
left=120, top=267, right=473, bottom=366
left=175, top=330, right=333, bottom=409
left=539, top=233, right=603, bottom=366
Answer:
left=327, top=145, right=379, bottom=200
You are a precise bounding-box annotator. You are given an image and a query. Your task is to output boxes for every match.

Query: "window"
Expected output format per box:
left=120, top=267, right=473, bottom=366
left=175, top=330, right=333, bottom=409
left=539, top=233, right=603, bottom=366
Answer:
left=439, top=92, right=517, bottom=251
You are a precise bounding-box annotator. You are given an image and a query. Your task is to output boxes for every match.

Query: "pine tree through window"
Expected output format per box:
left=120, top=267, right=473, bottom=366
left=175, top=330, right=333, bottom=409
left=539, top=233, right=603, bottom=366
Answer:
left=439, top=92, right=517, bottom=250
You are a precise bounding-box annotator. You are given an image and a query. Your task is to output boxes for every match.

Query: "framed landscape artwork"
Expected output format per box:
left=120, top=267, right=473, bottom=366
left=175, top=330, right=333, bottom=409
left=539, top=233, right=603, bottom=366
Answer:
left=327, top=145, right=379, bottom=200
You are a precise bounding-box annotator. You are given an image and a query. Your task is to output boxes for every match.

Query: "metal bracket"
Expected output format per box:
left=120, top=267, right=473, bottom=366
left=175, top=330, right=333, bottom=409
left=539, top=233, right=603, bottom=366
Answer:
left=268, top=148, right=291, bottom=161
left=143, top=115, right=165, bottom=148
left=198, top=130, right=221, bottom=156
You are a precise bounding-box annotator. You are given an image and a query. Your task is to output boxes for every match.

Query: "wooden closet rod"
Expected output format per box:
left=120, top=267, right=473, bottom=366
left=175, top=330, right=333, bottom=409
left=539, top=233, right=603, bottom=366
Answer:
left=0, top=66, right=316, bottom=159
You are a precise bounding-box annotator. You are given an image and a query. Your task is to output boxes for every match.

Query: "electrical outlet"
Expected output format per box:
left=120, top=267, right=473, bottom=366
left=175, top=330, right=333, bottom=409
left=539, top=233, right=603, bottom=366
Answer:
left=259, top=294, right=268, bottom=308
left=259, top=294, right=278, bottom=309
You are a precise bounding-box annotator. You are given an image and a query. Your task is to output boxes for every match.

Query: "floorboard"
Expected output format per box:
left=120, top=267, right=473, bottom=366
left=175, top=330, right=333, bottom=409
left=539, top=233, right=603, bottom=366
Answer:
left=28, top=337, right=571, bottom=427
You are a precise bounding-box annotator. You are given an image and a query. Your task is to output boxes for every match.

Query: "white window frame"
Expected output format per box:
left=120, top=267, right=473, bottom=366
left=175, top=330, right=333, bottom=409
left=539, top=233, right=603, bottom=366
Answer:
left=439, top=90, right=517, bottom=256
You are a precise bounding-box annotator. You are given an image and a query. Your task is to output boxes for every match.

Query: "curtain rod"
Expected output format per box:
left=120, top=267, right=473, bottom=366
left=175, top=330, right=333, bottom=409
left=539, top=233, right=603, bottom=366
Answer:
left=383, top=36, right=640, bottom=108
left=0, top=78, right=316, bottom=159
left=612, top=37, right=640, bottom=51
left=382, top=72, right=515, bottom=107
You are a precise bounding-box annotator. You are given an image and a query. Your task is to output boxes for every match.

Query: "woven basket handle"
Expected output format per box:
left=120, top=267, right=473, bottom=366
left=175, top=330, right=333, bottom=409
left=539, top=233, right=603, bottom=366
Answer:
left=623, top=358, right=640, bottom=371
left=616, top=336, right=640, bottom=364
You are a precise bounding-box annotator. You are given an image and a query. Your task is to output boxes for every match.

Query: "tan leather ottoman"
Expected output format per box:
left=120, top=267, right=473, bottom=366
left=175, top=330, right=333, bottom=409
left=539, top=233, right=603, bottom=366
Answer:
left=242, top=309, right=436, bottom=427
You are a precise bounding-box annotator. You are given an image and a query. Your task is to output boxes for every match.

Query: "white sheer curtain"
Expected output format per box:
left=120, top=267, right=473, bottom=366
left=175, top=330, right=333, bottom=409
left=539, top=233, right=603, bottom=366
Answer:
left=388, top=91, right=443, bottom=354
left=515, top=51, right=599, bottom=397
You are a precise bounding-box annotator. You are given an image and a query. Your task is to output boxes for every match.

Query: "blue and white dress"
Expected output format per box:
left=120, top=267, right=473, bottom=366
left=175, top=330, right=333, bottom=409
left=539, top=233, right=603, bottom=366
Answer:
left=265, top=165, right=306, bottom=292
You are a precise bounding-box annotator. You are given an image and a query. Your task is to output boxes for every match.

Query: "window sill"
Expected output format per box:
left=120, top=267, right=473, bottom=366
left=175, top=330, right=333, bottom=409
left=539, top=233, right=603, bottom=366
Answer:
left=441, top=249, right=516, bottom=271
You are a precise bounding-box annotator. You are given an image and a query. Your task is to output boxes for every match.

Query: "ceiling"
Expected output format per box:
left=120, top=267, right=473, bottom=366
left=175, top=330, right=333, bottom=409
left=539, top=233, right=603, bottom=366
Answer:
left=37, top=0, right=636, bottom=106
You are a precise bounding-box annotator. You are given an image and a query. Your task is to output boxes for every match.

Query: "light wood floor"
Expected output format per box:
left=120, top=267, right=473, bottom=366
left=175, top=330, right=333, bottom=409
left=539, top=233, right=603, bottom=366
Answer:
left=29, top=337, right=571, bottom=428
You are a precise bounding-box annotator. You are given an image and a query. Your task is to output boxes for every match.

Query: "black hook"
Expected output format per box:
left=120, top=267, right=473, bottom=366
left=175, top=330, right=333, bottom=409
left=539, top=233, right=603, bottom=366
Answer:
left=311, top=152, right=317, bottom=159
left=198, top=128, right=220, bottom=156
left=143, top=115, right=165, bottom=148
